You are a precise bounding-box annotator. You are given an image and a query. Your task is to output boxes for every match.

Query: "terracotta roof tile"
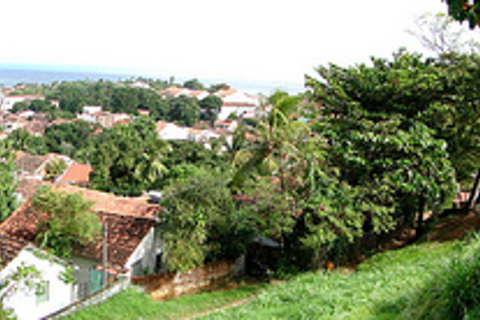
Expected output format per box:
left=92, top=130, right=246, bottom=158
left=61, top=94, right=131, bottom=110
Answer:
left=0, top=203, right=155, bottom=272
left=15, top=178, right=52, bottom=201
left=16, top=178, right=158, bottom=219
left=52, top=184, right=159, bottom=219
left=14, top=154, right=51, bottom=175
left=73, top=212, right=155, bottom=268
left=0, top=233, right=29, bottom=268
left=57, top=163, right=93, bottom=185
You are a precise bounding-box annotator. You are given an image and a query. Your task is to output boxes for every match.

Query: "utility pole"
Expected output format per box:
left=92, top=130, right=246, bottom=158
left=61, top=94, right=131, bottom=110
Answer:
left=102, top=217, right=108, bottom=288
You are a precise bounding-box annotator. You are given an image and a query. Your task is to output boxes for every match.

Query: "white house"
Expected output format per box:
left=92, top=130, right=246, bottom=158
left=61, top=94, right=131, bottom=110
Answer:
left=0, top=95, right=45, bottom=112
left=156, top=121, right=190, bottom=141
left=214, top=90, right=259, bottom=120
left=2, top=183, right=163, bottom=300
left=77, top=106, right=103, bottom=123
left=0, top=235, right=76, bottom=320
left=82, top=106, right=102, bottom=114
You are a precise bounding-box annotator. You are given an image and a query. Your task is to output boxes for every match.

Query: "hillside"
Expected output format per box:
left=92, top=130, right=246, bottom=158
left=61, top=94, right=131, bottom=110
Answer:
left=205, top=213, right=480, bottom=319
left=67, top=213, right=480, bottom=319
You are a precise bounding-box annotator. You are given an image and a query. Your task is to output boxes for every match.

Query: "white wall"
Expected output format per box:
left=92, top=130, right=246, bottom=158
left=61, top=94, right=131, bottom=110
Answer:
left=158, top=124, right=189, bottom=141
left=125, top=228, right=161, bottom=276
left=218, top=106, right=257, bottom=121
left=1, top=247, right=75, bottom=320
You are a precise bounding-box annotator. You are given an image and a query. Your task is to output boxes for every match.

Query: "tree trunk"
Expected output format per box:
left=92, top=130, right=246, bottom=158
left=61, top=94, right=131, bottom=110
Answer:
left=416, top=195, right=425, bottom=239
left=467, top=166, right=480, bottom=210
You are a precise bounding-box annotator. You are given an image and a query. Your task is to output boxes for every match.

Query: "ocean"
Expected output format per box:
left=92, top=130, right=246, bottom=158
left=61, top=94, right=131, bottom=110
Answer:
left=0, top=65, right=304, bottom=95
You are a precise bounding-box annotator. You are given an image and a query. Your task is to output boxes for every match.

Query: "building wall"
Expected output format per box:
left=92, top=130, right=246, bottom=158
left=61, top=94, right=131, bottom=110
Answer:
left=131, top=258, right=239, bottom=300
left=1, top=248, right=75, bottom=320
left=125, top=228, right=162, bottom=276
left=71, top=256, right=98, bottom=300
left=218, top=106, right=256, bottom=120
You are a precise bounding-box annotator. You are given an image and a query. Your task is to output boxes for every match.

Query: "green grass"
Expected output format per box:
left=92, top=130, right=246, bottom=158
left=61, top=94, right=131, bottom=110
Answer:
left=204, top=241, right=473, bottom=319
left=66, top=235, right=480, bottom=319
left=66, top=283, right=267, bottom=320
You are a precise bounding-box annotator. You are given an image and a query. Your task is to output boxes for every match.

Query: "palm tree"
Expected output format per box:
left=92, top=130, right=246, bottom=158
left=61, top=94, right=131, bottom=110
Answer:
left=230, top=91, right=310, bottom=191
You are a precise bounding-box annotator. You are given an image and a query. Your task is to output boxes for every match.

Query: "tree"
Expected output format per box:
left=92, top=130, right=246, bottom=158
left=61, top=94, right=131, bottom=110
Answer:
left=160, top=169, right=253, bottom=272
left=199, top=95, right=223, bottom=126
left=44, top=159, right=68, bottom=182
left=87, top=118, right=169, bottom=196
left=11, top=101, right=30, bottom=113
left=231, top=90, right=309, bottom=192
left=6, top=129, right=48, bottom=155
left=167, top=95, right=200, bottom=126
left=306, top=50, right=457, bottom=240
left=445, top=0, right=480, bottom=29
left=44, top=120, right=95, bottom=157
left=0, top=140, right=17, bottom=222
left=409, top=12, right=479, bottom=55
left=31, top=187, right=101, bottom=259
left=207, top=83, right=231, bottom=93
left=423, top=53, right=480, bottom=184
left=58, top=83, right=86, bottom=114
left=183, top=78, right=205, bottom=90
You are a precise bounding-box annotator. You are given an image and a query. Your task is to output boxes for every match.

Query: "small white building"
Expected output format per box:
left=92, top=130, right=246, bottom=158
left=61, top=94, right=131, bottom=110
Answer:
left=0, top=235, right=76, bottom=320
left=82, top=106, right=102, bottom=114
left=156, top=121, right=190, bottom=141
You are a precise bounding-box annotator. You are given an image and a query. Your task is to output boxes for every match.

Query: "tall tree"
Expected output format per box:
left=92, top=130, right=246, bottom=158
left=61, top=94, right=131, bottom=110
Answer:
left=87, top=118, right=169, bottom=196
left=0, top=140, right=17, bottom=221
left=306, top=50, right=457, bottom=238
left=167, top=95, right=200, bottom=126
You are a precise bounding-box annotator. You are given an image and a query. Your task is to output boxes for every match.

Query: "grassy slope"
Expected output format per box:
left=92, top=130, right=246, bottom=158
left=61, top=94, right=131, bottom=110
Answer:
left=205, top=241, right=462, bottom=319
left=66, top=233, right=480, bottom=319
left=66, top=283, right=267, bottom=320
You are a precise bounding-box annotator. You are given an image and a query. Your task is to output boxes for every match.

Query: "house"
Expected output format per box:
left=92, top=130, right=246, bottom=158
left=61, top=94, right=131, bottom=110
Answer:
left=77, top=109, right=130, bottom=128
left=128, top=81, right=152, bottom=90
left=0, top=113, right=28, bottom=133
left=214, top=89, right=260, bottom=120
left=4, top=182, right=163, bottom=299
left=156, top=121, right=190, bottom=141
left=56, top=163, right=93, bottom=186
left=137, top=108, right=150, bottom=117
left=82, top=106, right=102, bottom=115
left=0, top=234, right=76, bottom=320
left=186, top=90, right=210, bottom=100
left=18, top=110, right=35, bottom=118
left=160, top=86, right=190, bottom=99
left=0, top=95, right=45, bottom=112
left=14, top=153, right=53, bottom=180
left=215, top=119, right=238, bottom=133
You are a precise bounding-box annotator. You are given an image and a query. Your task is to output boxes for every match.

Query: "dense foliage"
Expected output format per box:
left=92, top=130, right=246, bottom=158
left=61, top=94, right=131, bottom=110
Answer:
left=86, top=117, right=169, bottom=196
left=31, top=187, right=101, bottom=259
left=0, top=140, right=17, bottom=221
left=446, top=0, right=480, bottom=28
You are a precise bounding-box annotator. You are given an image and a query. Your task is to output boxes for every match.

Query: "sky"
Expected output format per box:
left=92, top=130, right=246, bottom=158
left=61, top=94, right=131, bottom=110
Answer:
left=0, top=1, right=474, bottom=91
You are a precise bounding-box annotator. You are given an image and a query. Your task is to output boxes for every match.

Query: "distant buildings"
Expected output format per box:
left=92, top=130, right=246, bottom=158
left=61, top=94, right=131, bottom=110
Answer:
left=0, top=95, right=45, bottom=112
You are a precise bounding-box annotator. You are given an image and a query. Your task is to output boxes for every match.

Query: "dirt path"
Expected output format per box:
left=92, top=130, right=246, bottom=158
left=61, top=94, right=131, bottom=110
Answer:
left=185, top=298, right=252, bottom=319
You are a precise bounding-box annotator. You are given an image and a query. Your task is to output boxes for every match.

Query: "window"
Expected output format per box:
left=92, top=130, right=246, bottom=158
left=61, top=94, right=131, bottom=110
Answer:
left=36, top=281, right=49, bottom=304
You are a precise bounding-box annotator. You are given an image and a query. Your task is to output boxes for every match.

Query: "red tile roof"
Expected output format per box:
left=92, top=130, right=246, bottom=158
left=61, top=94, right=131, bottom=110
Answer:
left=0, top=233, right=29, bottom=268
left=16, top=178, right=159, bottom=219
left=52, top=184, right=158, bottom=219
left=74, top=212, right=155, bottom=269
left=0, top=202, right=155, bottom=273
left=57, top=163, right=93, bottom=185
